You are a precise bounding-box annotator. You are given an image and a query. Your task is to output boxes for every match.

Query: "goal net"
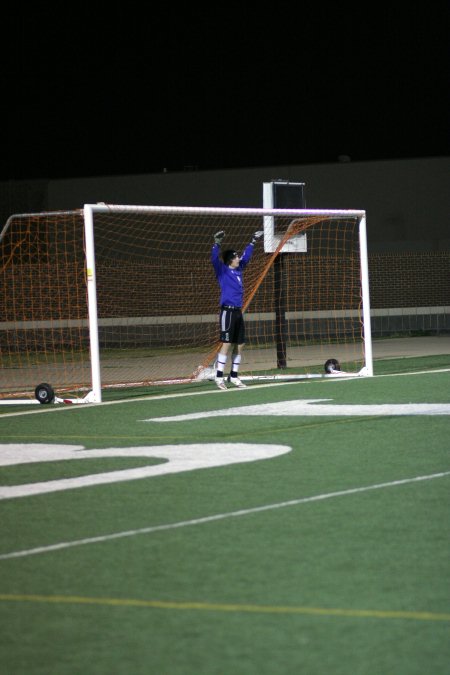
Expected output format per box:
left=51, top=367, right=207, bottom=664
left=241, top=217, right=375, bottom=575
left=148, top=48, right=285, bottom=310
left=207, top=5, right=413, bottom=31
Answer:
left=0, top=205, right=372, bottom=403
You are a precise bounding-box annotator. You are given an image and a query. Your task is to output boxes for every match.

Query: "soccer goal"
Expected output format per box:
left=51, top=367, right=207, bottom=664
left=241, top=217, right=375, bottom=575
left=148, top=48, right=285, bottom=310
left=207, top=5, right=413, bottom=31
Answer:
left=0, top=204, right=373, bottom=404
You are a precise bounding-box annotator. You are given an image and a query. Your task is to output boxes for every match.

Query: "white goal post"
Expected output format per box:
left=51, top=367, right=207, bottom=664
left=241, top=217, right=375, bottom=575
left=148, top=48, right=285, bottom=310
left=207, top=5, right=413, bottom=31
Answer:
left=0, top=204, right=373, bottom=404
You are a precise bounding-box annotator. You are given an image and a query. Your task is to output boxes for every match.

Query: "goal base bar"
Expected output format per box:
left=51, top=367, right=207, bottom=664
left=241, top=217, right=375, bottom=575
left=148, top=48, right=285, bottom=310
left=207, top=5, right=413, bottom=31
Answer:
left=0, top=391, right=97, bottom=406
left=239, top=368, right=368, bottom=382
left=0, top=368, right=368, bottom=405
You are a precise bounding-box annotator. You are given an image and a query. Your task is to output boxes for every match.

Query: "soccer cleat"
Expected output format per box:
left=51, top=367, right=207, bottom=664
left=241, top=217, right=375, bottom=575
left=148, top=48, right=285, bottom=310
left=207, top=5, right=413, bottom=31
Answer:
left=228, top=376, right=247, bottom=388
left=215, top=377, right=227, bottom=390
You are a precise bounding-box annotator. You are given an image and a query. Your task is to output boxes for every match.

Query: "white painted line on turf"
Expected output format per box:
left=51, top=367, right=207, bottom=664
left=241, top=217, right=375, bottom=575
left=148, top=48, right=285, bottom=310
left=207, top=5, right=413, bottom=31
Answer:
left=1, top=470, right=448, bottom=560
left=145, top=399, right=450, bottom=422
left=0, top=443, right=291, bottom=500
left=0, top=368, right=448, bottom=419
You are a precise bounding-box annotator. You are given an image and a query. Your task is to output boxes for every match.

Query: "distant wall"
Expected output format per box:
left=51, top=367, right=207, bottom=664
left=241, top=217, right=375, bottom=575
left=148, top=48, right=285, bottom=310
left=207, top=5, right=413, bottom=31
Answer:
left=1, top=157, right=449, bottom=253
left=1, top=160, right=449, bottom=337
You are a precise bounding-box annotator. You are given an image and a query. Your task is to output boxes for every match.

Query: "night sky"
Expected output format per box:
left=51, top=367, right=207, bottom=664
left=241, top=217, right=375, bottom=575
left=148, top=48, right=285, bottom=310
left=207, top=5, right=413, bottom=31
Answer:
left=3, top=4, right=449, bottom=181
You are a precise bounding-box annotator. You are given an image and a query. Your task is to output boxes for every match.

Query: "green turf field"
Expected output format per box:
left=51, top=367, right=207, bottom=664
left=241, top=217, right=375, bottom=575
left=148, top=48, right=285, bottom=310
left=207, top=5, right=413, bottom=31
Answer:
left=1, top=355, right=449, bottom=674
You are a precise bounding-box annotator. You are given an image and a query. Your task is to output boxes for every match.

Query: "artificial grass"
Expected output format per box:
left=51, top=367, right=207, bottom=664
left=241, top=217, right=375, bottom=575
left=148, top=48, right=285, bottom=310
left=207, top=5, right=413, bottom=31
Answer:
left=0, top=362, right=449, bottom=674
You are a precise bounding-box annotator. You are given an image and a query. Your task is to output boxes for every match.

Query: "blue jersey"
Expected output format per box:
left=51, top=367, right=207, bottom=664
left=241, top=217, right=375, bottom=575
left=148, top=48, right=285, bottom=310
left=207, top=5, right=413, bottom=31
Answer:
left=211, top=242, right=254, bottom=307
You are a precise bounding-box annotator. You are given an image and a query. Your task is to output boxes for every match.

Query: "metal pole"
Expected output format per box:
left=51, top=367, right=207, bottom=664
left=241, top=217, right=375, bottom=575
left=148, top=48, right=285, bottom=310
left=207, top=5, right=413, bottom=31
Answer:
left=274, top=253, right=287, bottom=368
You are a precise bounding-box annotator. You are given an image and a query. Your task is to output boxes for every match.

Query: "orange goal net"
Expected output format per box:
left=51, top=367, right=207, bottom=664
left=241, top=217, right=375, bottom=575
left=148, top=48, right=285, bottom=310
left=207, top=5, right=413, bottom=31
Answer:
left=0, top=205, right=372, bottom=403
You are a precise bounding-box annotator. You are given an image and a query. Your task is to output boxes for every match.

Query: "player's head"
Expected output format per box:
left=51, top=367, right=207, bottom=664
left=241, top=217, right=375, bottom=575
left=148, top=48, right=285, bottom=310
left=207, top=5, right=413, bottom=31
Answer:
left=223, top=249, right=239, bottom=266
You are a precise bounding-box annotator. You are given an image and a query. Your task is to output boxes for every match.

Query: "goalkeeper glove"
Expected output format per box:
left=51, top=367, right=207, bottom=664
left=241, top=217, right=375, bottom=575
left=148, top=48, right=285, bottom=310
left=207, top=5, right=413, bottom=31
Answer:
left=251, top=230, right=264, bottom=244
left=214, top=230, right=225, bottom=245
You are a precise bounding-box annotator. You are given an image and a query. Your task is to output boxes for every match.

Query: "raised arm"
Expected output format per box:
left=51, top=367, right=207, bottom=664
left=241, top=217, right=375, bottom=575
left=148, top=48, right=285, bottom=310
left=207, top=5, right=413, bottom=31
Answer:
left=211, top=230, right=225, bottom=276
left=240, top=230, right=263, bottom=268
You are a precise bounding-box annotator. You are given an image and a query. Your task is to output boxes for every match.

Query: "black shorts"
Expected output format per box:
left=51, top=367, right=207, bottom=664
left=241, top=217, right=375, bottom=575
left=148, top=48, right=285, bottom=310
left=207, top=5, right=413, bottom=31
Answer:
left=219, top=306, right=245, bottom=344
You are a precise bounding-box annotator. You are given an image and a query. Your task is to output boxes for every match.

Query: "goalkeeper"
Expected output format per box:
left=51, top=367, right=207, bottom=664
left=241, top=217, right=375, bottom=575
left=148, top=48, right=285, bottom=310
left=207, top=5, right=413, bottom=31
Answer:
left=211, top=229, right=263, bottom=390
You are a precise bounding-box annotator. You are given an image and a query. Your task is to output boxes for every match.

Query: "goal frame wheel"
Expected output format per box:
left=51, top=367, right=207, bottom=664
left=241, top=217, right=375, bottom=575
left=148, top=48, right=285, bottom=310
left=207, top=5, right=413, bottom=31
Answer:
left=324, top=358, right=341, bottom=374
left=35, top=383, right=55, bottom=404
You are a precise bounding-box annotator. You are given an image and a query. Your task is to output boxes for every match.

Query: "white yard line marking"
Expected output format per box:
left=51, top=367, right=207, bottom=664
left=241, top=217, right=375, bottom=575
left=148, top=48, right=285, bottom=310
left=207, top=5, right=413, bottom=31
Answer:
left=145, top=399, right=450, bottom=422
left=0, top=368, right=448, bottom=419
left=1, top=470, right=448, bottom=560
left=0, top=443, right=291, bottom=500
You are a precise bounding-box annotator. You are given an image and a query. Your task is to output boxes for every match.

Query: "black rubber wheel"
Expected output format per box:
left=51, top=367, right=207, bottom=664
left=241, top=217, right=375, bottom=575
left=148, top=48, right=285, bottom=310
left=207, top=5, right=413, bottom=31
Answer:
left=324, top=358, right=341, bottom=374
left=35, top=383, right=55, bottom=404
